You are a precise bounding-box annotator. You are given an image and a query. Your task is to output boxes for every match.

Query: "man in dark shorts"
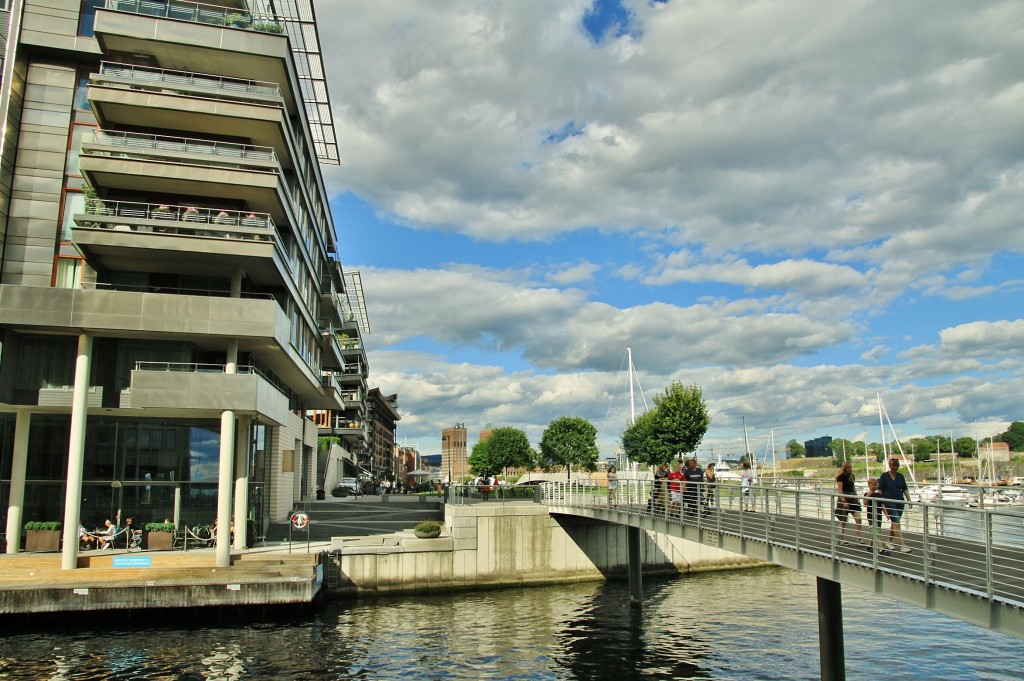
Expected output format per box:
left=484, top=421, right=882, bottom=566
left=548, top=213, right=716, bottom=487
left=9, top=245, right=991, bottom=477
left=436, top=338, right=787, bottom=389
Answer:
left=877, top=458, right=912, bottom=554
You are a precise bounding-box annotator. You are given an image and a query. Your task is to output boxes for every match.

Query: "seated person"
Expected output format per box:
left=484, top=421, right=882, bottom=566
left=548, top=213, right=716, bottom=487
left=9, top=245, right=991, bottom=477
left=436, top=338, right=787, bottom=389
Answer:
left=79, top=523, right=97, bottom=550
left=123, top=516, right=142, bottom=548
left=97, top=519, right=116, bottom=549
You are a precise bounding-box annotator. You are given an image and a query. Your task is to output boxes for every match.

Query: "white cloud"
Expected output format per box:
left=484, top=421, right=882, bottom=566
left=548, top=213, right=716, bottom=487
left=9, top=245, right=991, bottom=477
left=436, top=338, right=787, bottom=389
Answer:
left=318, top=1, right=1023, bottom=455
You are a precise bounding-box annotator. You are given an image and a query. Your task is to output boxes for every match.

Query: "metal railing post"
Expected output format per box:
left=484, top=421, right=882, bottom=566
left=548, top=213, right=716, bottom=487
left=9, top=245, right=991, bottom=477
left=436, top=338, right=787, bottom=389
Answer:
left=984, top=510, right=994, bottom=600
left=921, top=505, right=930, bottom=585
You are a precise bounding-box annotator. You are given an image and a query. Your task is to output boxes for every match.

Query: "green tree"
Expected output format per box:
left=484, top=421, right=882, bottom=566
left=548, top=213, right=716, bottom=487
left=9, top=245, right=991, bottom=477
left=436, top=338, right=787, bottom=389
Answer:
left=621, top=410, right=660, bottom=465
left=996, top=421, right=1024, bottom=451
left=829, top=438, right=865, bottom=465
left=787, top=439, right=805, bottom=458
left=469, top=427, right=535, bottom=478
left=539, top=416, right=600, bottom=478
left=867, top=442, right=885, bottom=463
left=954, top=436, right=977, bottom=458
left=621, top=383, right=710, bottom=466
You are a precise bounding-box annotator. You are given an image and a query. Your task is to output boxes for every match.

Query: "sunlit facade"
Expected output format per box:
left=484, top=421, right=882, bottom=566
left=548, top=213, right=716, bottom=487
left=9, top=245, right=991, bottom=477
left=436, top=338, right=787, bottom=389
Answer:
left=0, top=0, right=366, bottom=566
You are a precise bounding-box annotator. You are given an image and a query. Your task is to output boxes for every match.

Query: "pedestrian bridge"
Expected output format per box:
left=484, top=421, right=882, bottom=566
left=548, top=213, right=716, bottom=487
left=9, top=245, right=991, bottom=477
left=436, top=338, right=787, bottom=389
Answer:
left=539, top=479, right=1024, bottom=642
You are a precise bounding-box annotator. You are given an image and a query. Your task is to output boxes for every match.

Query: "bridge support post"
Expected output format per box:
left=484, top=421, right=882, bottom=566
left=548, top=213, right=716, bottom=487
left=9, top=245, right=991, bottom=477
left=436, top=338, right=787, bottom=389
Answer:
left=816, top=577, right=845, bottom=681
left=627, top=525, right=642, bottom=608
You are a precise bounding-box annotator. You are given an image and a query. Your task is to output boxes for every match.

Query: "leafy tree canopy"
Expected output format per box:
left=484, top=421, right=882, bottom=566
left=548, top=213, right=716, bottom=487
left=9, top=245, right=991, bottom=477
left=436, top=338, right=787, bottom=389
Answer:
left=469, top=427, right=535, bottom=478
left=539, top=416, right=600, bottom=476
left=787, top=439, right=806, bottom=459
left=954, top=436, right=977, bottom=458
left=996, top=422, right=1024, bottom=451
left=621, top=383, right=710, bottom=466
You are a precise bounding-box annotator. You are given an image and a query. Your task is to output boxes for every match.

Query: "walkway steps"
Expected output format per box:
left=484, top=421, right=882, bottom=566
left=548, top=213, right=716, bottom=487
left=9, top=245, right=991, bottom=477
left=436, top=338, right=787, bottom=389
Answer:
left=269, top=496, right=443, bottom=542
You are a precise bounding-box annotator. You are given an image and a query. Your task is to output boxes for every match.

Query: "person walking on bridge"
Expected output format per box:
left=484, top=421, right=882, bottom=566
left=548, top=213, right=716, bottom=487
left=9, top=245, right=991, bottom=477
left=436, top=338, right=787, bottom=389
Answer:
left=834, top=460, right=864, bottom=545
left=878, top=458, right=913, bottom=554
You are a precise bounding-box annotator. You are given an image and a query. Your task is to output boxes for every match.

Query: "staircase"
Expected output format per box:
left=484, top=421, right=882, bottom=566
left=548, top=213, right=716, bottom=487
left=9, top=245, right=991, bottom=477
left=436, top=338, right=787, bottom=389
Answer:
left=268, top=496, right=444, bottom=542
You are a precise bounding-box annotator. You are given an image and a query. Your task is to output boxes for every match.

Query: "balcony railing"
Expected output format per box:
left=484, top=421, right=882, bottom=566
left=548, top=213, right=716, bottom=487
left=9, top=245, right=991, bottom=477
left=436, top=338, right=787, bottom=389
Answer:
left=74, top=199, right=276, bottom=241
left=89, top=129, right=278, bottom=166
left=104, top=0, right=286, bottom=35
left=96, top=61, right=281, bottom=100
left=83, top=281, right=274, bottom=300
left=134, top=362, right=288, bottom=396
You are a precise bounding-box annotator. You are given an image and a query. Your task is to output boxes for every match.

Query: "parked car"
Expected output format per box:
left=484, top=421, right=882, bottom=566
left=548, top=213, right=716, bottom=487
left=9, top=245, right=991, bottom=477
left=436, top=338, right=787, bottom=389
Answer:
left=331, top=477, right=360, bottom=497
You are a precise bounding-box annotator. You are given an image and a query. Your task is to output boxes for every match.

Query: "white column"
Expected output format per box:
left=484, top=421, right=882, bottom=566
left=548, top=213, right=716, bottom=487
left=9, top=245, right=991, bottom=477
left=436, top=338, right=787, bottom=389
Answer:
left=233, top=415, right=250, bottom=550
left=215, top=409, right=235, bottom=567
left=61, top=333, right=93, bottom=570
left=5, top=409, right=31, bottom=553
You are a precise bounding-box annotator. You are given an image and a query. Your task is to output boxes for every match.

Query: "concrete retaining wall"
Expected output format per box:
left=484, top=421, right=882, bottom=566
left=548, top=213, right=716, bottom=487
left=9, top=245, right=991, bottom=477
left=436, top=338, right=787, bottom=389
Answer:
left=328, top=503, right=760, bottom=595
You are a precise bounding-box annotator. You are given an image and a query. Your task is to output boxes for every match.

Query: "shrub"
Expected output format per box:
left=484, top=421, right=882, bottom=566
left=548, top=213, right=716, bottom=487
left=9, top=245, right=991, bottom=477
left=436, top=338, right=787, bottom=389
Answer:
left=254, top=22, right=284, bottom=34
left=414, top=520, right=442, bottom=534
left=24, top=521, right=61, bottom=531
left=144, top=522, right=175, bottom=533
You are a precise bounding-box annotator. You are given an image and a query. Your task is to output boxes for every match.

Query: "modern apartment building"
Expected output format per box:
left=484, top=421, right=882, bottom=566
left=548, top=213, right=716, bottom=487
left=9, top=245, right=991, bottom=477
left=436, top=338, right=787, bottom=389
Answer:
left=0, top=0, right=369, bottom=567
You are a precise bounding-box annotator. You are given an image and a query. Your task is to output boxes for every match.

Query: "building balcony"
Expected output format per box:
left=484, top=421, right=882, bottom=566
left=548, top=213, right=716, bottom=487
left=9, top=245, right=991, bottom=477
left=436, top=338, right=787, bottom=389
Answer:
left=94, top=1, right=296, bottom=105
left=0, top=284, right=341, bottom=411
left=317, top=319, right=346, bottom=371
left=125, top=362, right=292, bottom=425
left=72, top=200, right=294, bottom=289
left=78, top=129, right=288, bottom=221
left=88, top=61, right=298, bottom=168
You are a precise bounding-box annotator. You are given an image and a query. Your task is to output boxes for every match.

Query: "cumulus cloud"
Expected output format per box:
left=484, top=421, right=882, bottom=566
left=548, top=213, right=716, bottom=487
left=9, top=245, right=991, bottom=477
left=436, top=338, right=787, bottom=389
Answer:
left=319, top=1, right=1023, bottom=452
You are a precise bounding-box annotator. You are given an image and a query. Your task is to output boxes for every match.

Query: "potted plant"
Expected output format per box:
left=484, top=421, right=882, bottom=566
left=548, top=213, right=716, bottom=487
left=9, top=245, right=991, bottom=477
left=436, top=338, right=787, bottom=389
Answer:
left=254, top=21, right=284, bottom=34
left=414, top=520, right=443, bottom=539
left=225, top=13, right=251, bottom=28
left=24, top=521, right=61, bottom=552
left=144, top=522, right=176, bottom=550
left=152, top=204, right=172, bottom=219
left=183, top=206, right=200, bottom=221
left=213, top=211, right=232, bottom=225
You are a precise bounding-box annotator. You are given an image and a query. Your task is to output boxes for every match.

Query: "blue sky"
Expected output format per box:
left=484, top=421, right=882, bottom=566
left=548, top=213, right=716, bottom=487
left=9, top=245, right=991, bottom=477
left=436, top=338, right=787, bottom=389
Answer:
left=319, top=0, right=1024, bottom=460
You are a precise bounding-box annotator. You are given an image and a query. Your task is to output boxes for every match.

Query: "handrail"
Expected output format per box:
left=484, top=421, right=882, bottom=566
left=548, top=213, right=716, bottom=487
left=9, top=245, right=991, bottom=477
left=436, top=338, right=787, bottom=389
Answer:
left=81, top=281, right=274, bottom=300
left=97, top=60, right=281, bottom=98
left=539, top=479, right=1024, bottom=609
left=102, top=0, right=286, bottom=35
left=89, top=129, right=277, bottom=165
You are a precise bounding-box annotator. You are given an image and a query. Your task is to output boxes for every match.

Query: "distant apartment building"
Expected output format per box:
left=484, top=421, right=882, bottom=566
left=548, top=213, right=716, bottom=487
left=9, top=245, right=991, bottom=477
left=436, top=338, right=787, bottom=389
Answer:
left=442, top=423, right=468, bottom=482
left=805, top=436, right=834, bottom=458
left=0, top=1, right=367, bottom=565
left=366, top=389, right=399, bottom=480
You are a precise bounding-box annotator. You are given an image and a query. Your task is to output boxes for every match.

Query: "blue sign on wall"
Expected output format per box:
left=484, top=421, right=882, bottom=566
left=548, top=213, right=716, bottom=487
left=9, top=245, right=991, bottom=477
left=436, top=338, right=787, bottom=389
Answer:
left=113, top=556, right=152, bottom=568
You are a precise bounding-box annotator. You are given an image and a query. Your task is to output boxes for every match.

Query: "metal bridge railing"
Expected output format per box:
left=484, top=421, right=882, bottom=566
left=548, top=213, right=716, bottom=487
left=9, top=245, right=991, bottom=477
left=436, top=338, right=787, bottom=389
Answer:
left=541, top=478, right=1024, bottom=608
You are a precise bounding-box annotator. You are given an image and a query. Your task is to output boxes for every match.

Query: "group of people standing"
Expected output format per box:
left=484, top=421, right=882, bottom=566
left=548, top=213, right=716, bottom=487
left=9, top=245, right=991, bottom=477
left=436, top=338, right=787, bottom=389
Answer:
left=639, top=458, right=722, bottom=515
left=834, top=458, right=913, bottom=556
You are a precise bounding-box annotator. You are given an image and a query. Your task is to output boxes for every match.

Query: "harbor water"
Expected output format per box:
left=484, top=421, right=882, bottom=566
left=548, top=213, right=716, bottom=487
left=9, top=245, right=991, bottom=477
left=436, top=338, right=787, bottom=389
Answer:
left=0, top=566, right=1017, bottom=680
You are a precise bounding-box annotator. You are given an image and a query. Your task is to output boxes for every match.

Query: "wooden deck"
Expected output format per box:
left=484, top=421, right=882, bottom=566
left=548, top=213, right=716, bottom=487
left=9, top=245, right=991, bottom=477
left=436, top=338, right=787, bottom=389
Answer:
left=0, top=548, right=326, bottom=614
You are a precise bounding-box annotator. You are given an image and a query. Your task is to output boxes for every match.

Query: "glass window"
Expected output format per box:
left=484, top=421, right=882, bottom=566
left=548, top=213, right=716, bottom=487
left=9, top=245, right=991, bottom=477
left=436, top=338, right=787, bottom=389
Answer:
left=78, top=0, right=105, bottom=38
left=54, top=257, right=83, bottom=288
left=60, top=191, right=86, bottom=241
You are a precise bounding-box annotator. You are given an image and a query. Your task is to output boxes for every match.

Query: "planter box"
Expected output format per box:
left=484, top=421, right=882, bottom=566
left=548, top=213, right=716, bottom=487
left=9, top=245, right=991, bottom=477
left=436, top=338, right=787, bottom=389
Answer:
left=414, top=530, right=441, bottom=539
left=145, top=531, right=175, bottom=551
left=25, top=530, right=60, bottom=552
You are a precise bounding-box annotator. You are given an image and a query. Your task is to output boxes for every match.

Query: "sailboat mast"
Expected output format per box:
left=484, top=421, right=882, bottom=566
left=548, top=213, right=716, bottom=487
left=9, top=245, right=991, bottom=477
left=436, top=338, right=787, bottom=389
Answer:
left=627, top=347, right=636, bottom=427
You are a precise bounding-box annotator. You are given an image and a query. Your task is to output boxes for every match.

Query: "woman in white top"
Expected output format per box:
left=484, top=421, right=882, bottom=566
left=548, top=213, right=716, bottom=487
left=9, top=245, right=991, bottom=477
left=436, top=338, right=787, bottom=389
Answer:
left=607, top=466, right=618, bottom=507
left=741, top=461, right=755, bottom=511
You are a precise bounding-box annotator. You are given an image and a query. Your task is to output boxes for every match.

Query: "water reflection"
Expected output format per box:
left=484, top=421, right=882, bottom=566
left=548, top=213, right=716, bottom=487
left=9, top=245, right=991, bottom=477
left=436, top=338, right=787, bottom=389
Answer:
left=0, top=567, right=1018, bottom=680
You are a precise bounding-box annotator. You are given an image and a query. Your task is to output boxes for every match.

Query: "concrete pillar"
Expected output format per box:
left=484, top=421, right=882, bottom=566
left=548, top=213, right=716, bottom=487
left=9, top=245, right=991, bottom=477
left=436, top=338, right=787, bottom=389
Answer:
left=233, top=415, right=250, bottom=550
left=61, top=333, right=92, bottom=570
left=627, top=525, right=643, bottom=608
left=817, top=576, right=846, bottom=681
left=5, top=409, right=31, bottom=553
left=215, top=409, right=235, bottom=567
